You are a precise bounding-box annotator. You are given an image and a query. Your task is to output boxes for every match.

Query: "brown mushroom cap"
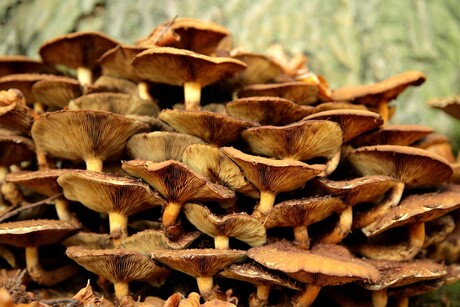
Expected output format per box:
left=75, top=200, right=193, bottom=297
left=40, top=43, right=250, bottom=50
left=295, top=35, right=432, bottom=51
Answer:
left=231, top=52, right=284, bottom=85
left=237, top=81, right=319, bottom=105
left=159, top=109, right=255, bottom=147
left=350, top=124, right=433, bottom=147
left=132, top=47, right=246, bottom=87
left=4, top=169, right=69, bottom=197
left=302, top=109, right=383, bottom=143
left=68, top=92, right=159, bottom=116
left=98, top=44, right=147, bottom=82
left=310, top=101, right=368, bottom=114
left=183, top=203, right=267, bottom=248
left=127, top=131, right=205, bottom=162
left=427, top=95, right=460, bottom=120
left=362, top=184, right=460, bottom=237
left=247, top=241, right=380, bottom=286
left=32, top=76, right=84, bottom=109
left=0, top=89, right=32, bottom=134
left=0, top=73, right=58, bottom=104
left=31, top=109, right=148, bottom=170
left=0, top=135, right=35, bottom=167
left=0, top=55, right=58, bottom=77
left=39, top=31, right=118, bottom=71
left=226, top=96, right=314, bottom=126
left=62, top=232, right=113, bottom=249
left=347, top=145, right=453, bottom=188
left=331, top=70, right=426, bottom=106
left=0, top=219, right=81, bottom=247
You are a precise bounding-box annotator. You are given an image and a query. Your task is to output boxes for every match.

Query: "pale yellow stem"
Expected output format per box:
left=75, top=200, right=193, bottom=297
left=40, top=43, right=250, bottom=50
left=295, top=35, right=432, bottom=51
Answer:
left=33, top=102, right=45, bottom=113
left=109, top=211, right=128, bottom=247
left=321, top=150, right=341, bottom=177
left=256, top=284, right=271, bottom=302
left=293, top=225, right=310, bottom=249
left=409, top=222, right=425, bottom=250
left=184, top=81, right=202, bottom=111
left=395, top=297, right=409, bottom=307
left=292, top=285, right=322, bottom=307
left=137, top=82, right=153, bottom=100
left=0, top=245, right=16, bottom=267
left=372, top=289, right=388, bottom=307
left=319, top=206, right=353, bottom=244
left=197, top=276, right=214, bottom=298
left=114, top=281, right=129, bottom=302
left=85, top=157, right=103, bottom=172
left=378, top=101, right=389, bottom=124
left=77, top=67, right=93, bottom=86
left=162, top=201, right=183, bottom=229
left=214, top=235, right=230, bottom=249
left=253, top=190, right=276, bottom=222
left=0, top=167, right=7, bottom=181
left=55, top=197, right=74, bottom=222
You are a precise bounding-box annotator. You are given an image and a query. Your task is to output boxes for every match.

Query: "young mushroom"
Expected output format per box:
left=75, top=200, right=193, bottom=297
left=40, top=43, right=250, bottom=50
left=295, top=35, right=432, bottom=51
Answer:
left=0, top=89, right=33, bottom=134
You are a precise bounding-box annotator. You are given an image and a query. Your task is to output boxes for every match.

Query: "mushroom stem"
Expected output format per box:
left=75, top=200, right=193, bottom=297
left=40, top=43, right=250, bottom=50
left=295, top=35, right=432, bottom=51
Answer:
left=184, top=81, right=202, bottom=111
left=33, top=102, right=45, bottom=113
left=77, top=67, right=93, bottom=86
left=355, top=181, right=405, bottom=230
left=408, top=222, right=425, bottom=250
left=85, top=157, right=103, bottom=172
left=0, top=167, right=7, bottom=181
left=321, top=150, right=341, bottom=177
left=0, top=245, right=16, bottom=268
left=137, top=82, right=153, bottom=101
left=256, top=284, right=271, bottom=302
left=114, top=281, right=129, bottom=302
left=1, top=181, right=22, bottom=206
left=55, top=197, right=74, bottom=222
left=197, top=276, right=214, bottom=299
left=293, top=225, right=310, bottom=249
left=36, top=150, right=50, bottom=170
left=395, top=297, right=409, bottom=307
left=292, top=284, right=321, bottom=307
left=319, top=206, right=353, bottom=244
left=378, top=101, right=389, bottom=124
left=25, top=246, right=79, bottom=286
left=372, top=289, right=388, bottom=307
left=108, top=211, right=128, bottom=247
left=162, top=201, right=183, bottom=229
left=214, top=235, right=230, bottom=250
left=253, top=190, right=276, bottom=222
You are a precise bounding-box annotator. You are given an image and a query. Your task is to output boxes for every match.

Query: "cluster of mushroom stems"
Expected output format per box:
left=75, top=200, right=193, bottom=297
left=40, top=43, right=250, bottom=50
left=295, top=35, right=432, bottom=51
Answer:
left=0, top=16, right=460, bottom=307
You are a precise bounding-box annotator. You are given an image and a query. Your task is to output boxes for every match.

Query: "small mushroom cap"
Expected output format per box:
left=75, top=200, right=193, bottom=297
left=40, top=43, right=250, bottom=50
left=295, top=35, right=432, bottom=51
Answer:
left=263, top=196, right=347, bottom=229
left=0, top=55, right=58, bottom=76
left=221, top=147, right=324, bottom=194
left=31, top=109, right=148, bottom=163
left=98, top=44, right=147, bottom=82
left=120, top=229, right=201, bottom=255
left=121, top=159, right=235, bottom=204
left=242, top=120, right=342, bottom=161
left=248, top=241, right=380, bottom=286
left=331, top=70, right=426, bottom=106
left=183, top=203, right=266, bottom=247
left=39, top=31, right=118, bottom=70
left=127, top=131, right=205, bottom=162
left=310, top=175, right=400, bottom=206
left=149, top=248, right=246, bottom=278
left=310, top=101, right=368, bottom=113
left=362, top=184, right=460, bottom=237
left=0, top=135, right=35, bottom=167
left=350, top=124, right=433, bottom=147
left=159, top=109, right=255, bottom=147
left=32, top=76, right=84, bottom=109
left=231, top=52, right=284, bottom=85
left=5, top=169, right=69, bottom=197
left=182, top=144, right=258, bottom=198
left=68, top=92, right=159, bottom=116
left=0, top=89, right=32, bottom=134
left=226, top=96, right=314, bottom=126
left=237, top=81, right=319, bottom=105
left=347, top=145, right=453, bottom=188
left=0, top=219, right=81, bottom=247
left=219, top=262, right=301, bottom=290
left=0, top=73, right=57, bottom=103
left=66, top=246, right=170, bottom=284
left=360, top=259, right=446, bottom=290
left=132, top=47, right=246, bottom=87
left=428, top=95, right=460, bottom=120
left=302, top=109, right=383, bottom=143
left=62, top=232, right=113, bottom=249
left=57, top=170, right=165, bottom=215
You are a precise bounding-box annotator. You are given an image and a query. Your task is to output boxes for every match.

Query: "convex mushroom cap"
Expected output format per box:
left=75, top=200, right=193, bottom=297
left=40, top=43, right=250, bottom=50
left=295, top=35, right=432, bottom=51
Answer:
left=0, top=89, right=32, bottom=134
left=350, top=124, right=433, bottom=147
left=238, top=81, right=319, bottom=105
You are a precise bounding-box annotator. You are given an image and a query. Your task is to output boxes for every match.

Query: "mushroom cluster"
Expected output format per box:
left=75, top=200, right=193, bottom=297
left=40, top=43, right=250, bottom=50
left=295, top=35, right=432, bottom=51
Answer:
left=0, top=16, right=459, bottom=307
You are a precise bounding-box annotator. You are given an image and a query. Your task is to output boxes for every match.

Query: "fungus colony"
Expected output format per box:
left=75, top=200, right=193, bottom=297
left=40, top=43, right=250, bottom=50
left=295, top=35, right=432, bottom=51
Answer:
left=0, top=17, right=459, bottom=307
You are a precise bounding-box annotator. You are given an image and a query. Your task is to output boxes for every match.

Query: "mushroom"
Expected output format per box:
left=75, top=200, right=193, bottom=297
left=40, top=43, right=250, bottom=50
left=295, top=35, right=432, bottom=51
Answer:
left=57, top=170, right=165, bottom=246
left=122, top=160, right=235, bottom=235
left=427, top=95, right=460, bottom=120
left=218, top=263, right=301, bottom=307
left=0, top=219, right=81, bottom=285
left=39, top=31, right=118, bottom=85
left=331, top=70, right=426, bottom=123
left=183, top=203, right=266, bottom=249
left=230, top=51, right=284, bottom=86
left=263, top=196, right=347, bottom=249
left=66, top=246, right=170, bottom=302
left=150, top=248, right=246, bottom=300
left=237, top=81, right=320, bottom=105
left=31, top=109, right=148, bottom=171
left=0, top=89, right=32, bottom=134
left=127, top=131, right=205, bottom=162
left=32, top=76, right=89, bottom=109
left=241, top=120, right=343, bottom=176
left=247, top=240, right=380, bottom=306
left=225, top=96, right=314, bottom=126
left=0, top=55, right=58, bottom=77
left=221, top=147, right=324, bottom=221
left=158, top=109, right=255, bottom=147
